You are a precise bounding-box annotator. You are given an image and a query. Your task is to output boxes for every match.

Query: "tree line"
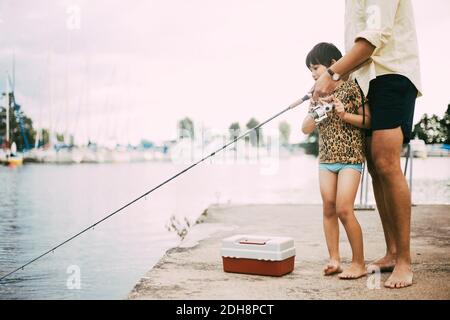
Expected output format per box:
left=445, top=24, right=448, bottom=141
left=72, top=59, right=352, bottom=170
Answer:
left=4, top=103, right=447, bottom=153
left=178, top=117, right=292, bottom=147
left=303, top=103, right=450, bottom=156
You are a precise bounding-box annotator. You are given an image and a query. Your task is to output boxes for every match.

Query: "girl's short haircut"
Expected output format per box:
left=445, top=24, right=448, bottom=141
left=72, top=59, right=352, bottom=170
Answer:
left=305, top=42, right=343, bottom=69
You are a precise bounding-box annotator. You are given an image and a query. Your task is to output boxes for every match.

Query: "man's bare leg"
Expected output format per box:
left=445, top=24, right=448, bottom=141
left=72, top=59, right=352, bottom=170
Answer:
left=371, top=128, right=413, bottom=288
left=366, top=137, right=397, bottom=272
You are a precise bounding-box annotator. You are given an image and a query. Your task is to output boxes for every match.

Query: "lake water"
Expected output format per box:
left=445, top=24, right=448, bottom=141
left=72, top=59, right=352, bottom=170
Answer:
left=0, top=155, right=449, bottom=299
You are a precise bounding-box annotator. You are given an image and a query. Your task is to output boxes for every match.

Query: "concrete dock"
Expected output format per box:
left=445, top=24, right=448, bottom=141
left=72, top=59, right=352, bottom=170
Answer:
left=129, top=204, right=450, bottom=300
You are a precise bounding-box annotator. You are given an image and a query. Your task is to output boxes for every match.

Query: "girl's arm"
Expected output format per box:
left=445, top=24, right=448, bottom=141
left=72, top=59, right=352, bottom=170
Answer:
left=302, top=113, right=316, bottom=134
left=334, top=99, right=371, bottom=129
left=357, top=103, right=371, bottom=129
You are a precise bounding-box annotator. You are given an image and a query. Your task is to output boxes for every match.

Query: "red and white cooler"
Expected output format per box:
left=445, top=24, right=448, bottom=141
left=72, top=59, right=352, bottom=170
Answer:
left=221, top=235, right=296, bottom=276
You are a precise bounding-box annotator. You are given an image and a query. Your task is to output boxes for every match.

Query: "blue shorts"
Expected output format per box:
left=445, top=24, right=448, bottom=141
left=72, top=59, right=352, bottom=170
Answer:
left=319, top=163, right=363, bottom=174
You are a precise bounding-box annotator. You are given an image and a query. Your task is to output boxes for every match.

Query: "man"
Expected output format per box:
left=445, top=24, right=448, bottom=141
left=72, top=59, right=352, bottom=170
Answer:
left=313, top=0, right=421, bottom=289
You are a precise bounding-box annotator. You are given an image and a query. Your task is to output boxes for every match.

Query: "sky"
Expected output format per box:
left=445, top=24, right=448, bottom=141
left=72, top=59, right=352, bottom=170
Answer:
left=0, top=0, right=449, bottom=145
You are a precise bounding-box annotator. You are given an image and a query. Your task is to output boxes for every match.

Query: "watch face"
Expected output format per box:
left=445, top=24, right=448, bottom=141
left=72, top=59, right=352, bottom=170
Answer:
left=332, top=73, right=340, bottom=81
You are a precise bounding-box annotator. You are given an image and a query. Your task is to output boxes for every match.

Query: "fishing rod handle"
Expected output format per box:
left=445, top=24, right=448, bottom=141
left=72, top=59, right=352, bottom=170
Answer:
left=288, top=93, right=312, bottom=109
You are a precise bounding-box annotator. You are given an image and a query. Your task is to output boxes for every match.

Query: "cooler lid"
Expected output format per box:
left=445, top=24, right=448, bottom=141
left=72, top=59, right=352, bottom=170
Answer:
left=221, top=234, right=296, bottom=261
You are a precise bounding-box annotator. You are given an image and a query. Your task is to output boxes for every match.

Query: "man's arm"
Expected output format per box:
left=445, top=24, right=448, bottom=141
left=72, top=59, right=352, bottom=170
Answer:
left=313, top=0, right=400, bottom=101
left=312, top=39, right=375, bottom=101
left=328, top=39, right=375, bottom=81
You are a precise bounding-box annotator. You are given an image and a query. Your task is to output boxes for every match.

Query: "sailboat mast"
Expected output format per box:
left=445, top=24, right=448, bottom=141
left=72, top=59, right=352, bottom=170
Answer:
left=5, top=73, right=10, bottom=146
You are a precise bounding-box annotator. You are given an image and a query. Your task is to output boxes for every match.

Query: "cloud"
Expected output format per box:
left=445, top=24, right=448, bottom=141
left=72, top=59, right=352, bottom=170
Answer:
left=1, top=0, right=449, bottom=145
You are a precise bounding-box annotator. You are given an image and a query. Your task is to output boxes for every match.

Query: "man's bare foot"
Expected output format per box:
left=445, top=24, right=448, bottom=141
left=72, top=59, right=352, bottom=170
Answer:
left=323, top=260, right=342, bottom=276
left=384, top=263, right=413, bottom=288
left=367, top=254, right=396, bottom=273
left=338, top=263, right=367, bottom=279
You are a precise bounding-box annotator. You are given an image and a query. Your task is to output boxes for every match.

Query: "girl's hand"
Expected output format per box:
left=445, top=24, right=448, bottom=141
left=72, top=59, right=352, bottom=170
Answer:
left=333, top=97, right=346, bottom=120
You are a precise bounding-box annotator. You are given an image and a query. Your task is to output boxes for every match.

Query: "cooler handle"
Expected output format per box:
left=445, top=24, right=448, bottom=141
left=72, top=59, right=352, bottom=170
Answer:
left=239, top=238, right=269, bottom=245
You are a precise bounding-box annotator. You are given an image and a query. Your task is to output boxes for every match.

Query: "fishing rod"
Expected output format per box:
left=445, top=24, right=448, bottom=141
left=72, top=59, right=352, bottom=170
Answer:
left=0, top=92, right=312, bottom=282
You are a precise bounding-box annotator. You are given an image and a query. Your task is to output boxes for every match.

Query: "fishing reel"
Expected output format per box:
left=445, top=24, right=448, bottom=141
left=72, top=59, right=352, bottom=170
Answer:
left=310, top=103, right=334, bottom=123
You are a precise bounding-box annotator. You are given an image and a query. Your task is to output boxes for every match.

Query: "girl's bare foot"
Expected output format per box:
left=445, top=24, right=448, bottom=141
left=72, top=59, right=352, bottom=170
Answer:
left=338, top=263, right=367, bottom=279
left=367, top=254, right=396, bottom=273
left=323, top=260, right=342, bottom=276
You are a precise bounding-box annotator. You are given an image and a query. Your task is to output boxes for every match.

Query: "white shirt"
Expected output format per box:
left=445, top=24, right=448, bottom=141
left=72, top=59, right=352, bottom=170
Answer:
left=345, top=0, right=422, bottom=97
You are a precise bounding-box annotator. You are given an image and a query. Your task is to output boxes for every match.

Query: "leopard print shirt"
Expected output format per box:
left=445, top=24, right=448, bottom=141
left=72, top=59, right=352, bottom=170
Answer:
left=315, top=80, right=365, bottom=164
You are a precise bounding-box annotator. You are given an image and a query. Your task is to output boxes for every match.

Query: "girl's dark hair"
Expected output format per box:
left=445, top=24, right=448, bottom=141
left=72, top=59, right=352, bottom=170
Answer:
left=305, top=42, right=342, bottom=69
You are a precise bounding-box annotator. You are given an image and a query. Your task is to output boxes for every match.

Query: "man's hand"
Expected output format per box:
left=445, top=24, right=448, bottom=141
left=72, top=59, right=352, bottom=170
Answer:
left=312, top=72, right=339, bottom=101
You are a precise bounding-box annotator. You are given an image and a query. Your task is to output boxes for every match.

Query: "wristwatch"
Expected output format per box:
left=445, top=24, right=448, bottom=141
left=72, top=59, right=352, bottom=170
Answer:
left=327, top=68, right=341, bottom=81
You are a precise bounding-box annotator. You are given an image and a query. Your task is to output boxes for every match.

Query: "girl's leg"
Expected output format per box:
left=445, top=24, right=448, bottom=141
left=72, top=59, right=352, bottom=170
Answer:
left=336, top=168, right=367, bottom=279
left=319, top=169, right=342, bottom=275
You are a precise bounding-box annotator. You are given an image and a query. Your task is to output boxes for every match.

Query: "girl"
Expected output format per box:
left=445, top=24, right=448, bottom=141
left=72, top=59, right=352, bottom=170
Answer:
left=302, top=42, right=371, bottom=279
